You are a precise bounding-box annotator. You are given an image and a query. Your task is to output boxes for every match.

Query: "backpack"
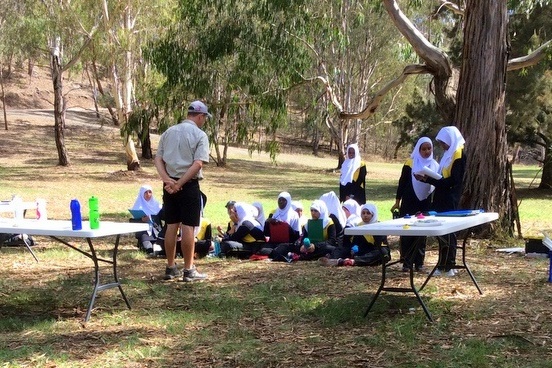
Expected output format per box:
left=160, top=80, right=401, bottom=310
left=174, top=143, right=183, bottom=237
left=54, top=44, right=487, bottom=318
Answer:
left=0, top=233, right=35, bottom=247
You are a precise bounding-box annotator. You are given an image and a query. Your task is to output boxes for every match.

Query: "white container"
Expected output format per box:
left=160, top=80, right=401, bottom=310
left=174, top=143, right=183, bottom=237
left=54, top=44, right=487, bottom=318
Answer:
left=11, top=195, right=24, bottom=220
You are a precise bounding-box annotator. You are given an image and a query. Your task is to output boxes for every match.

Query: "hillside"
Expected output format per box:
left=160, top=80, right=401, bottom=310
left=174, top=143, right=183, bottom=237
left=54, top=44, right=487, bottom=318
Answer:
left=2, top=65, right=96, bottom=110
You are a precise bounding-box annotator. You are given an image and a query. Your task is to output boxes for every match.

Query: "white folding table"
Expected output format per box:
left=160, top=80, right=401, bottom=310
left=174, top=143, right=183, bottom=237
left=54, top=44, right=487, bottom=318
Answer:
left=1, top=201, right=41, bottom=261
left=345, top=212, right=499, bottom=321
left=0, top=219, right=149, bottom=321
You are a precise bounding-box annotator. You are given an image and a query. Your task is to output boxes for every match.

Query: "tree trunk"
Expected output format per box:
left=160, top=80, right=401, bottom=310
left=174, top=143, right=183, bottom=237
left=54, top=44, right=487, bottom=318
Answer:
left=456, top=1, right=510, bottom=231
left=1, top=64, right=7, bottom=131
left=51, top=38, right=70, bottom=166
left=539, top=137, right=552, bottom=189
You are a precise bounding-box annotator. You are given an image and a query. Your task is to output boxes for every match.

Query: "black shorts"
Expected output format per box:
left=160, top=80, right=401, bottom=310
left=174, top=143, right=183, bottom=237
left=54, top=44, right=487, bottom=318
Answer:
left=162, top=179, right=201, bottom=226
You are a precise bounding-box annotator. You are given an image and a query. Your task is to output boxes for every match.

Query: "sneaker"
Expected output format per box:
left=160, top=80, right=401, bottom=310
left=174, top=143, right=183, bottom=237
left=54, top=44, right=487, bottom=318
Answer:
left=182, top=266, right=208, bottom=282
left=433, top=269, right=442, bottom=276
left=402, top=266, right=411, bottom=272
left=445, top=269, right=456, bottom=277
left=163, top=265, right=182, bottom=280
left=415, top=266, right=427, bottom=273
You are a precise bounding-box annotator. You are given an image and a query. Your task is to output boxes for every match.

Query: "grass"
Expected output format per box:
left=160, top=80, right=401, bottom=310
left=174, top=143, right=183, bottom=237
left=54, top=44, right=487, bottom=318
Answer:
left=1, top=113, right=552, bottom=367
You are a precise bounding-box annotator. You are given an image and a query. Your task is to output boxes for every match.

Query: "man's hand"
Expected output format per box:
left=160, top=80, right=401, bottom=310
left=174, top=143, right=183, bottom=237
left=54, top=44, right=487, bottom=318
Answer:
left=163, top=179, right=180, bottom=194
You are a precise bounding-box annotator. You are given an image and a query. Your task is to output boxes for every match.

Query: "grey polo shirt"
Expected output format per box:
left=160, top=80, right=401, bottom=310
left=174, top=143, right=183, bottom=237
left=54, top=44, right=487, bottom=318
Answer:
left=156, top=119, right=210, bottom=179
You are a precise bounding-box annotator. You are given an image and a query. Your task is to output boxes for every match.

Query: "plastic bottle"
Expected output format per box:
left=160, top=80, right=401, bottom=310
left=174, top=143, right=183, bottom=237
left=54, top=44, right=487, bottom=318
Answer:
left=36, top=199, right=47, bottom=221
left=213, top=237, right=222, bottom=257
left=302, top=237, right=311, bottom=253
left=12, top=195, right=24, bottom=221
left=89, top=196, right=100, bottom=229
left=351, top=245, right=359, bottom=256
left=70, top=199, right=82, bottom=230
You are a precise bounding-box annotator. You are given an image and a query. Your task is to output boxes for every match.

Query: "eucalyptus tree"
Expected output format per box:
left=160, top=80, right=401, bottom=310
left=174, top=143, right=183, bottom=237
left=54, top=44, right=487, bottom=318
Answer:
left=145, top=0, right=313, bottom=166
left=338, top=0, right=552, bottom=234
left=36, top=0, right=100, bottom=166
left=506, top=3, right=552, bottom=189
left=83, top=0, right=178, bottom=169
left=294, top=0, right=416, bottom=167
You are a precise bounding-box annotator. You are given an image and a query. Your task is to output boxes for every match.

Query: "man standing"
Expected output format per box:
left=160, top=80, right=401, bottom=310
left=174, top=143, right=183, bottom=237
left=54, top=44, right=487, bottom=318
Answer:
left=154, top=100, right=211, bottom=281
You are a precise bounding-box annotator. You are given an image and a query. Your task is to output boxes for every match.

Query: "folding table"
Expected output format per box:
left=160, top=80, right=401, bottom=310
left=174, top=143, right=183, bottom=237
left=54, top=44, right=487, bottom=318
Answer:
left=344, top=212, right=499, bottom=321
left=0, top=219, right=149, bottom=321
left=1, top=201, right=40, bottom=261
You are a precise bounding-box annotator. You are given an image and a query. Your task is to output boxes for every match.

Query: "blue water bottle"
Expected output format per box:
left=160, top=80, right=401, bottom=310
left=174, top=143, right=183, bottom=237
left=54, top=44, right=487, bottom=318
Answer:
left=214, top=238, right=222, bottom=257
left=70, top=199, right=82, bottom=230
left=351, top=245, right=359, bottom=256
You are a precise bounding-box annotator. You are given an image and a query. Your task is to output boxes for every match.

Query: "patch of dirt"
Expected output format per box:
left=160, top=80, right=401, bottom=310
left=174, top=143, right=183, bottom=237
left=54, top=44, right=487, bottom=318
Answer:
left=2, top=65, right=97, bottom=110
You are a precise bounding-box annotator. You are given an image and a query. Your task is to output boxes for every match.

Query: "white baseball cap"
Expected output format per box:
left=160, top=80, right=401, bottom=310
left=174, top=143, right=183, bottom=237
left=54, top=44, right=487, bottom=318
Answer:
left=188, top=100, right=212, bottom=118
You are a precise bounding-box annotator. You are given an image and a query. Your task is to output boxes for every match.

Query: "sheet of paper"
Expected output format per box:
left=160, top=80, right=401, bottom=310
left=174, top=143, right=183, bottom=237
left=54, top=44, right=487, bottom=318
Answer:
left=415, top=166, right=442, bottom=180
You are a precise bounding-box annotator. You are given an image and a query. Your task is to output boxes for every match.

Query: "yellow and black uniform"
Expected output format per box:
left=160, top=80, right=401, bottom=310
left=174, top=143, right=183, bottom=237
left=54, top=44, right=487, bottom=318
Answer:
left=339, top=143, right=367, bottom=204
left=194, top=218, right=212, bottom=258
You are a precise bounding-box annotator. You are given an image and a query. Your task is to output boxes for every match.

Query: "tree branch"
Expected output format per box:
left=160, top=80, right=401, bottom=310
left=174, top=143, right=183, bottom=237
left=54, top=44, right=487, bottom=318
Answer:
left=383, top=0, right=452, bottom=78
left=508, top=40, right=552, bottom=71
left=437, top=1, right=464, bottom=16
left=340, top=64, right=430, bottom=119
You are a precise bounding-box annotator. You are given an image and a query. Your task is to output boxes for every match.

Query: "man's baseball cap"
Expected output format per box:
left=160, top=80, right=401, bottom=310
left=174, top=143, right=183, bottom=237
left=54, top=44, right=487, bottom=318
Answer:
left=188, top=100, right=212, bottom=118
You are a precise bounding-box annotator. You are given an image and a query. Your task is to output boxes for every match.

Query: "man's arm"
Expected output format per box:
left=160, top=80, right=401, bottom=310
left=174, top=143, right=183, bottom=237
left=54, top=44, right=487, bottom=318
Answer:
left=154, top=156, right=175, bottom=184
left=174, top=160, right=203, bottom=190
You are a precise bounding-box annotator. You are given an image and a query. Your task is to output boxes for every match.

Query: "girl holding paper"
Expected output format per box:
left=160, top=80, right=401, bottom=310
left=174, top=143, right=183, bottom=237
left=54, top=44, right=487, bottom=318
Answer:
left=130, top=184, right=163, bottom=254
left=391, top=137, right=439, bottom=272
left=417, top=126, right=467, bottom=277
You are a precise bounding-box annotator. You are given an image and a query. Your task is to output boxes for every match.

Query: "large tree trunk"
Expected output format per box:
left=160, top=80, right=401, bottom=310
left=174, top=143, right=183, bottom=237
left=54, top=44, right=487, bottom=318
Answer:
left=51, top=37, right=70, bottom=166
left=456, top=1, right=511, bottom=231
left=539, top=135, right=552, bottom=189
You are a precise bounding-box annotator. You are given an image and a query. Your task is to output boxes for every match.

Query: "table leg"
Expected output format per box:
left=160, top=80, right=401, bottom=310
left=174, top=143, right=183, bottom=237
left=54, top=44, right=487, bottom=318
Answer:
left=51, top=235, right=132, bottom=322
left=419, top=231, right=482, bottom=294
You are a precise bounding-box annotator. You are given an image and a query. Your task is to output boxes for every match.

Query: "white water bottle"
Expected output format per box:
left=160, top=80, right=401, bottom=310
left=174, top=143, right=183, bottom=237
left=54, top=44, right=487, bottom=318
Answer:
left=12, top=195, right=24, bottom=221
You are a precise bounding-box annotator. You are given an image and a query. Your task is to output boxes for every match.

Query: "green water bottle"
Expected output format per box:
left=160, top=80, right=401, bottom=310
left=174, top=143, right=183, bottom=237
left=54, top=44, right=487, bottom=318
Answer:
left=89, top=196, right=100, bottom=229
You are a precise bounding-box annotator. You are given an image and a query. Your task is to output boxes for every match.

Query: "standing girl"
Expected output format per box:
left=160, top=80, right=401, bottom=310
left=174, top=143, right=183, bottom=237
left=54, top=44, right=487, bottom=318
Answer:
left=391, top=137, right=439, bottom=272
left=416, top=126, right=466, bottom=276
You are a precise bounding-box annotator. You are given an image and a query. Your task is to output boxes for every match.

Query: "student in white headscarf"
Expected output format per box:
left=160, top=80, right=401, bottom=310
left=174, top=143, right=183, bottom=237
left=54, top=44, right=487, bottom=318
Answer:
left=295, top=200, right=337, bottom=261
left=320, top=203, right=390, bottom=267
left=319, top=191, right=346, bottom=237
left=291, top=200, right=308, bottom=235
left=339, top=143, right=367, bottom=204
left=267, top=192, right=300, bottom=235
left=220, top=202, right=266, bottom=258
left=391, top=137, right=439, bottom=272
left=415, top=126, right=466, bottom=277
left=130, top=185, right=163, bottom=254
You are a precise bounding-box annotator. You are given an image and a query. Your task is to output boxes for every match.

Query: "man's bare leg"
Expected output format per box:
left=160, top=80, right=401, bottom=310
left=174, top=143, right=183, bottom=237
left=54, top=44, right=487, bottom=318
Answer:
left=165, top=223, right=180, bottom=267
left=180, top=224, right=195, bottom=270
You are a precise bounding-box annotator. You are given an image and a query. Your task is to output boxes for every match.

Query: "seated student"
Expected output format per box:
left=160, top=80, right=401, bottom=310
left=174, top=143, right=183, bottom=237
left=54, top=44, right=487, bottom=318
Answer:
left=320, top=203, right=390, bottom=267
left=252, top=201, right=266, bottom=225
left=293, top=200, right=337, bottom=261
left=217, top=200, right=237, bottom=238
left=265, top=192, right=301, bottom=243
left=220, top=202, right=266, bottom=258
left=194, top=217, right=214, bottom=258
left=291, top=200, right=308, bottom=236
left=130, top=184, right=163, bottom=254
left=342, top=198, right=362, bottom=228
left=319, top=191, right=347, bottom=244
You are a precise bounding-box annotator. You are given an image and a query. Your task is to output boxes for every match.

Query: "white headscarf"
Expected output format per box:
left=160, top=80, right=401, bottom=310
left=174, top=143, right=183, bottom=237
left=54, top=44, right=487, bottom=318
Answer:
left=411, top=137, right=439, bottom=201
left=271, top=192, right=300, bottom=232
left=319, top=191, right=346, bottom=228
left=342, top=198, right=362, bottom=227
left=340, top=143, right=362, bottom=185
left=308, top=200, right=331, bottom=229
left=235, top=202, right=263, bottom=230
left=131, top=185, right=161, bottom=216
left=291, top=201, right=303, bottom=211
left=360, top=203, right=378, bottom=224
left=436, top=126, right=465, bottom=174
left=252, top=202, right=266, bottom=225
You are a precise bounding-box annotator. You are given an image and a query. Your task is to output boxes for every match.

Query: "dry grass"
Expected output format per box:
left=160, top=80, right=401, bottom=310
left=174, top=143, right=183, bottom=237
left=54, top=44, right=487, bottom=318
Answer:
left=1, top=108, right=552, bottom=367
